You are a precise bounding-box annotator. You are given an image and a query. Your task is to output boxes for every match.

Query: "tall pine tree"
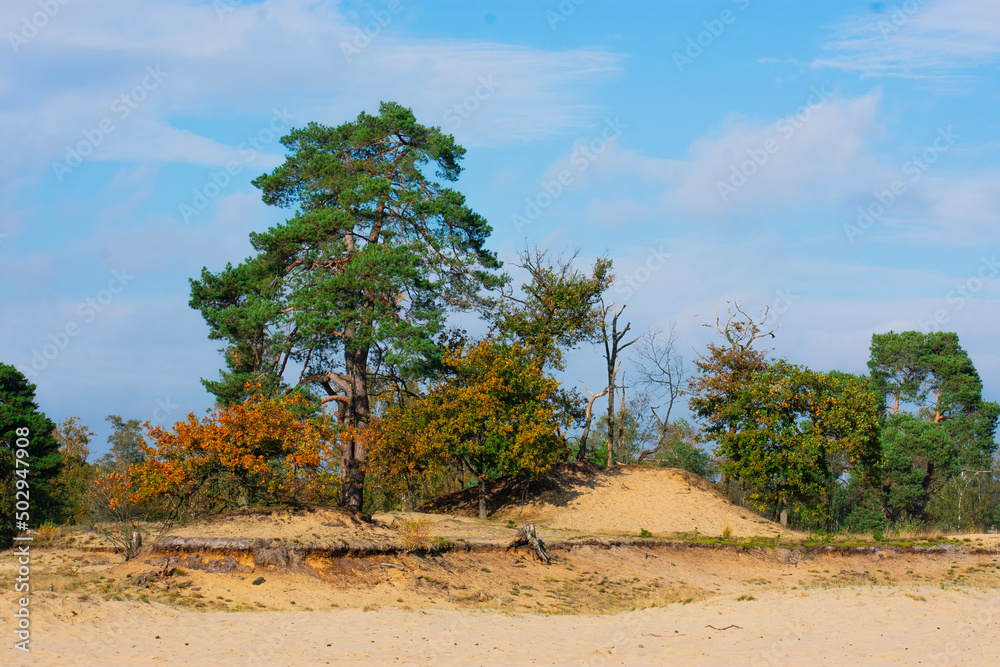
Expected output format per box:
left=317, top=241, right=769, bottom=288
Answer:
left=190, top=102, right=501, bottom=510
left=1, top=363, right=61, bottom=547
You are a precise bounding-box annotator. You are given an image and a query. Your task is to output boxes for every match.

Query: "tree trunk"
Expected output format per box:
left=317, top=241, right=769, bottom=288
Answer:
left=606, top=384, right=615, bottom=467
left=341, top=342, right=371, bottom=512
left=615, top=384, right=627, bottom=464
left=478, top=477, right=487, bottom=520
left=577, top=421, right=592, bottom=462
left=506, top=524, right=550, bottom=563
left=599, top=303, right=635, bottom=468
left=779, top=503, right=788, bottom=529
left=405, top=478, right=416, bottom=512
left=912, top=461, right=936, bottom=518
left=577, top=383, right=609, bottom=462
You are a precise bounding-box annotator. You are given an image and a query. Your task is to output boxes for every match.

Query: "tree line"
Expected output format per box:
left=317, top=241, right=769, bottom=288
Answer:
left=2, top=102, right=997, bottom=546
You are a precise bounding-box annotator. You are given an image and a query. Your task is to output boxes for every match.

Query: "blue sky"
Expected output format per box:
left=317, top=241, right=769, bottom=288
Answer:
left=2, top=0, right=998, bottom=454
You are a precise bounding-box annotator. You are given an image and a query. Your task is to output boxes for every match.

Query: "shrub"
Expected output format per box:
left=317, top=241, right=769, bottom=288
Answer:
left=33, top=522, right=62, bottom=545
left=399, top=518, right=431, bottom=551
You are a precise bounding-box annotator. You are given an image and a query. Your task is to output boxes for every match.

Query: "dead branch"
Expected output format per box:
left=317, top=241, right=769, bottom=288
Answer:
left=601, top=300, right=639, bottom=467
left=697, top=299, right=777, bottom=352
left=506, top=524, right=550, bottom=564
left=634, top=326, right=685, bottom=463
left=577, top=377, right=612, bottom=461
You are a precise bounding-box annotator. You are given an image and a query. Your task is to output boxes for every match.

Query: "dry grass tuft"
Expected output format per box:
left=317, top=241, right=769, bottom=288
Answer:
left=398, top=518, right=432, bottom=551
left=32, top=522, right=63, bottom=545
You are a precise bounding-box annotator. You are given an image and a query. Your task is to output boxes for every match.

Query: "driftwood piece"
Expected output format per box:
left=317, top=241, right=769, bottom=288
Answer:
left=506, top=524, right=550, bottom=564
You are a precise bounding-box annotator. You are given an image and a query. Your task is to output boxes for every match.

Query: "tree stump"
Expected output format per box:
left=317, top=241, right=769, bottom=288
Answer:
left=506, top=524, right=550, bottom=564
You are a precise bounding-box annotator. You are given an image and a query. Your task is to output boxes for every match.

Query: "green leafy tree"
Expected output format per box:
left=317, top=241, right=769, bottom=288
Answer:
left=878, top=412, right=959, bottom=523
left=594, top=393, right=646, bottom=465
left=869, top=331, right=993, bottom=423
left=190, top=102, right=502, bottom=510
left=707, top=361, right=881, bottom=526
left=98, top=415, right=145, bottom=470
left=0, top=363, right=62, bottom=547
left=370, top=339, right=569, bottom=519
left=688, top=302, right=774, bottom=497
left=868, top=330, right=933, bottom=415
left=53, top=416, right=95, bottom=524
left=927, top=455, right=1000, bottom=531
left=494, top=248, right=613, bottom=462
left=495, top=248, right=612, bottom=372
left=82, top=415, right=151, bottom=528
left=649, top=418, right=717, bottom=480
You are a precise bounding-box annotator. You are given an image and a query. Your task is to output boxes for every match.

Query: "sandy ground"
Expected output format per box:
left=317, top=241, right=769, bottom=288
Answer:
left=4, top=535, right=999, bottom=665
left=3, top=586, right=999, bottom=666
left=3, top=467, right=999, bottom=665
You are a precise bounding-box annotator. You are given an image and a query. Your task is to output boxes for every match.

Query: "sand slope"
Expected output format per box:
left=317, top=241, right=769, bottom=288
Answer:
left=502, top=465, right=786, bottom=537
left=432, top=463, right=788, bottom=537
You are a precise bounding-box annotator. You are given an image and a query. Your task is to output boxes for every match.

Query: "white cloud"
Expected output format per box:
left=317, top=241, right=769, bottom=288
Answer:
left=0, top=0, right=622, bottom=187
left=663, top=90, right=885, bottom=217
left=814, top=0, right=1000, bottom=79
left=899, top=173, right=1000, bottom=245
left=584, top=198, right=653, bottom=229
left=521, top=87, right=995, bottom=249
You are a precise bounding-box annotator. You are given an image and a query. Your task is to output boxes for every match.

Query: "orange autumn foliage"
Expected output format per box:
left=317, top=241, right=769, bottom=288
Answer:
left=123, top=388, right=341, bottom=512
left=93, top=469, right=136, bottom=513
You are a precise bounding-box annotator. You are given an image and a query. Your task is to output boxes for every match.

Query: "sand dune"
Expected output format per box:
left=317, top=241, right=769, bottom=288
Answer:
left=426, top=462, right=788, bottom=537
left=499, top=465, right=788, bottom=537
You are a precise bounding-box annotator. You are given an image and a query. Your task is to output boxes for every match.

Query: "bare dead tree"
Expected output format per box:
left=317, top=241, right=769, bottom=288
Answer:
left=600, top=300, right=639, bottom=467
left=615, top=375, right=629, bottom=464
left=633, top=326, right=686, bottom=463
left=577, top=378, right=611, bottom=462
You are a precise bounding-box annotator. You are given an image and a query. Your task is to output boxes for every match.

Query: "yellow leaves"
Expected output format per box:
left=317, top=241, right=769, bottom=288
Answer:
left=370, top=338, right=566, bottom=487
